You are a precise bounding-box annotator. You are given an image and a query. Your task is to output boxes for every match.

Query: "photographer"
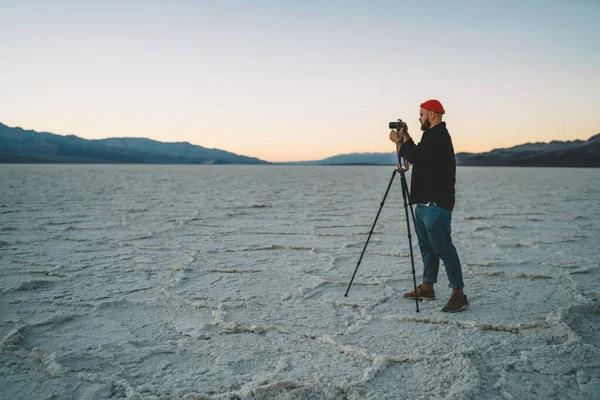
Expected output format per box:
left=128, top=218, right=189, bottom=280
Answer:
left=389, top=99, right=469, bottom=313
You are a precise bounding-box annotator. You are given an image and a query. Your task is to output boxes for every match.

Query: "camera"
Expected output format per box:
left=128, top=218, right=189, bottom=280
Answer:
left=389, top=119, right=406, bottom=130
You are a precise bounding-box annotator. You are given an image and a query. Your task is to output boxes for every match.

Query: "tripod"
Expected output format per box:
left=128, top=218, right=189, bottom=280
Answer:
left=344, top=142, right=420, bottom=312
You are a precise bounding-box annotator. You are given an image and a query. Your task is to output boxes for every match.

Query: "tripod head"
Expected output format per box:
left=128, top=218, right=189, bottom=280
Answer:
left=390, top=119, right=409, bottom=172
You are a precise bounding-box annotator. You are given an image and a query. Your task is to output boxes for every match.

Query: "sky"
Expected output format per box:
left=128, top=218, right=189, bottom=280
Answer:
left=1, top=0, right=599, bottom=162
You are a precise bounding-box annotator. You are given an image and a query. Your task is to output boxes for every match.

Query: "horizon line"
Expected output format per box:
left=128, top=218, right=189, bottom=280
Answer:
left=1, top=121, right=598, bottom=164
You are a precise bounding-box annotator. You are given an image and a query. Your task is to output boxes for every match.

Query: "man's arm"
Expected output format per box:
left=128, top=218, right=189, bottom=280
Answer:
left=390, top=126, right=419, bottom=164
left=399, top=137, right=418, bottom=164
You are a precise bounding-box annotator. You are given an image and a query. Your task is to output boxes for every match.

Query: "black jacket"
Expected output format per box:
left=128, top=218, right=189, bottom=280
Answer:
left=399, top=122, right=456, bottom=211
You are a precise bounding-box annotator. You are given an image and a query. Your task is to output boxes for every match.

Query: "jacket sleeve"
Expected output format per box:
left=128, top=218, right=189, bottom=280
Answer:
left=399, top=139, right=419, bottom=164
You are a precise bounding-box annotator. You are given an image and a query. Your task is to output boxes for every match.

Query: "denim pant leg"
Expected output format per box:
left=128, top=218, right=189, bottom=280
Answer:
left=415, top=205, right=440, bottom=283
left=417, top=204, right=464, bottom=289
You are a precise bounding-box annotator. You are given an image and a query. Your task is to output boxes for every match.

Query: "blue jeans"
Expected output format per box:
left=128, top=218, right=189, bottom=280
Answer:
left=414, top=204, right=464, bottom=289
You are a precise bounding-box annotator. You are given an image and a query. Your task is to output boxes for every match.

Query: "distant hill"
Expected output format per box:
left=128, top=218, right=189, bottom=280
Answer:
left=0, top=123, right=269, bottom=164
left=279, top=152, right=398, bottom=165
left=456, top=133, right=600, bottom=167
left=281, top=134, right=600, bottom=167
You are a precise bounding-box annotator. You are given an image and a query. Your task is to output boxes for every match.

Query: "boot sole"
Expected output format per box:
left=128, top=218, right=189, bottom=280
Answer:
left=442, top=303, right=470, bottom=313
left=403, top=296, right=436, bottom=301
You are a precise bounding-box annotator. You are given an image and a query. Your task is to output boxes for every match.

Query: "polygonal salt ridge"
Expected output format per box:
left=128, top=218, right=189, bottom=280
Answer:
left=2, top=279, right=57, bottom=294
left=238, top=378, right=337, bottom=400
left=304, top=279, right=392, bottom=297
left=315, top=334, right=481, bottom=397
left=387, top=314, right=545, bottom=334
left=0, top=324, right=27, bottom=351
left=210, top=303, right=288, bottom=335
left=30, top=347, right=67, bottom=377
left=558, top=302, right=600, bottom=348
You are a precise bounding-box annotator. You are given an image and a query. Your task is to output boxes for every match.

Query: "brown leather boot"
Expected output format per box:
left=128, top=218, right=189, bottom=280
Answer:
left=403, top=284, right=436, bottom=300
left=442, top=293, right=469, bottom=313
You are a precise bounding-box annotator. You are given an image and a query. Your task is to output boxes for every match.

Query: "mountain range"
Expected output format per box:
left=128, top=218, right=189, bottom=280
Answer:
left=0, top=122, right=267, bottom=165
left=1, top=122, right=598, bottom=167
left=455, top=135, right=600, bottom=167
left=288, top=133, right=600, bottom=167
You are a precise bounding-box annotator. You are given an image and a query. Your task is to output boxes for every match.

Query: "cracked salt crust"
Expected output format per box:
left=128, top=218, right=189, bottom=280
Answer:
left=0, top=165, right=599, bottom=399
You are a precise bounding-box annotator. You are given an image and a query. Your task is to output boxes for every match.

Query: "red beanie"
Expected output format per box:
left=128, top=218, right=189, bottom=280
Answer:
left=420, top=99, right=445, bottom=114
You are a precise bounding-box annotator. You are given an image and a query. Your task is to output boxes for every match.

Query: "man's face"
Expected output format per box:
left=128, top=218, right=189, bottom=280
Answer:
left=419, top=108, right=431, bottom=131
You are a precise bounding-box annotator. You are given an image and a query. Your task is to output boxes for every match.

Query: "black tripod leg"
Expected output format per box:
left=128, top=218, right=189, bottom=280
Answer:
left=405, top=186, right=418, bottom=229
left=400, top=172, right=420, bottom=313
left=345, top=169, right=398, bottom=297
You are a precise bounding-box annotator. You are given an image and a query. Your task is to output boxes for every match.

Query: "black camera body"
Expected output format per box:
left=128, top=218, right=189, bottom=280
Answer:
left=389, top=119, right=406, bottom=130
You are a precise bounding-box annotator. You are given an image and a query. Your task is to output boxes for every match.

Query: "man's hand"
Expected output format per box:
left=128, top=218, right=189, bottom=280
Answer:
left=389, top=129, right=401, bottom=144
left=389, top=124, right=411, bottom=144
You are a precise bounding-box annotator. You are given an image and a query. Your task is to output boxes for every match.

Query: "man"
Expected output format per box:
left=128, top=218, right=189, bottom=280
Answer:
left=389, top=99, right=469, bottom=312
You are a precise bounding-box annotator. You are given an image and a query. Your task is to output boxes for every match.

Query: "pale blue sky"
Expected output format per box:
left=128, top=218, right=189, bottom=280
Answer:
left=2, top=0, right=599, bottom=161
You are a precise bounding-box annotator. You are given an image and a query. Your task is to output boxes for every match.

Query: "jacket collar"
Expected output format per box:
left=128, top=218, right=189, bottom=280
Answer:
left=426, top=121, right=446, bottom=133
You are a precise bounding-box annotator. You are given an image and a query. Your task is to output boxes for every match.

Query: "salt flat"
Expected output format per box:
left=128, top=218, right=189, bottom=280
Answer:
left=1, top=165, right=599, bottom=399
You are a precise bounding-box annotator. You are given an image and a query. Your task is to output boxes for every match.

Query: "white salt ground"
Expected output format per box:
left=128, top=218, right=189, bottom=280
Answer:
left=1, top=164, right=599, bottom=400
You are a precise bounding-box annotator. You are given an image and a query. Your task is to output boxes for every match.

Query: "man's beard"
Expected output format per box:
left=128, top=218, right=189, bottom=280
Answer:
left=420, top=119, right=431, bottom=131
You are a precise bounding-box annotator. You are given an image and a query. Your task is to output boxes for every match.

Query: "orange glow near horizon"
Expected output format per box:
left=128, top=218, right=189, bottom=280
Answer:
left=1, top=2, right=598, bottom=163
